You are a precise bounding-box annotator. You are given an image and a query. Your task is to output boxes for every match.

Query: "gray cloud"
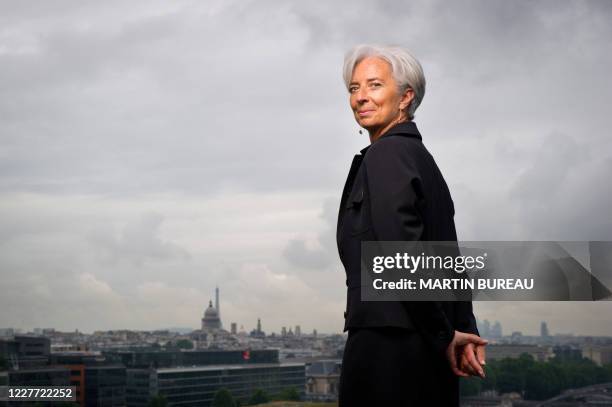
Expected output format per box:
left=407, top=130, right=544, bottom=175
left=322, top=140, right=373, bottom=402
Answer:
left=282, top=197, right=338, bottom=270
left=1, top=0, right=611, bottom=334
left=87, top=212, right=191, bottom=267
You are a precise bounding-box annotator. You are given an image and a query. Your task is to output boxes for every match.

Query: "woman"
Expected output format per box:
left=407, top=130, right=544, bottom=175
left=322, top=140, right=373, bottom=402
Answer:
left=336, top=44, right=487, bottom=406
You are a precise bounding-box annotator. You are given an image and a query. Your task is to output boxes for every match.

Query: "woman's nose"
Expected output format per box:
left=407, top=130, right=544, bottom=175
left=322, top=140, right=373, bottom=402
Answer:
left=356, top=88, right=369, bottom=103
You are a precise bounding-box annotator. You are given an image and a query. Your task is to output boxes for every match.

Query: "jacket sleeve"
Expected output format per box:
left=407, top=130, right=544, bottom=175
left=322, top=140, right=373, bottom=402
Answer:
left=455, top=301, right=479, bottom=335
left=363, top=137, right=456, bottom=356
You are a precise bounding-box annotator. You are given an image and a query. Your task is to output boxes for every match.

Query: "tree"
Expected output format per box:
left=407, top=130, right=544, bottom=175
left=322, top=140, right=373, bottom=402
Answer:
left=212, top=388, right=237, bottom=407
left=276, top=386, right=300, bottom=401
left=470, top=355, right=612, bottom=401
left=525, top=364, right=563, bottom=400
left=496, top=354, right=535, bottom=395
left=460, top=377, right=482, bottom=397
left=247, top=388, right=269, bottom=405
left=148, top=395, right=168, bottom=407
left=175, top=339, right=194, bottom=350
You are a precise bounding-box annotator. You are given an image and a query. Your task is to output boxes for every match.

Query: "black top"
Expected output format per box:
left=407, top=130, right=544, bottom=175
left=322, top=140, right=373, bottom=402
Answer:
left=336, top=120, right=479, bottom=355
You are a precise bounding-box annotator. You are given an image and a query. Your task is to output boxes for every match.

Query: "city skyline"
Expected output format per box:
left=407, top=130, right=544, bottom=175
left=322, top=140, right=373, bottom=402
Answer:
left=0, top=312, right=597, bottom=339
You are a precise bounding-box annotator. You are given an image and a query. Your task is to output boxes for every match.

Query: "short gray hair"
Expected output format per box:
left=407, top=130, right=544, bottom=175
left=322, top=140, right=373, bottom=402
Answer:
left=343, top=44, right=426, bottom=120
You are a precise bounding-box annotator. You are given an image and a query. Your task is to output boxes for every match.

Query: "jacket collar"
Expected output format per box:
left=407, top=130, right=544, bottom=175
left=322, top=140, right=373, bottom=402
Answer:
left=359, top=121, right=422, bottom=155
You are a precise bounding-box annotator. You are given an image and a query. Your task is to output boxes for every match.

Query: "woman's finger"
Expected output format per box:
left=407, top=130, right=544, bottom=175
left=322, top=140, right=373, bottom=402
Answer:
left=476, top=344, right=486, bottom=366
left=459, top=354, right=477, bottom=376
left=464, top=346, right=485, bottom=378
left=457, top=332, right=488, bottom=346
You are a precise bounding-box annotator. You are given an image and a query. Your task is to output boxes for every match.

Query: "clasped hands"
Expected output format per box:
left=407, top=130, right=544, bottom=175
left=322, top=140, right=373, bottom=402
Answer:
left=446, top=330, right=487, bottom=378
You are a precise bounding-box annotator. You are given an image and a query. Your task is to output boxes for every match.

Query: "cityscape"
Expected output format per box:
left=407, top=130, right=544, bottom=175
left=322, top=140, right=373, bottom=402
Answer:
left=2, top=287, right=612, bottom=406
left=2, top=0, right=612, bottom=406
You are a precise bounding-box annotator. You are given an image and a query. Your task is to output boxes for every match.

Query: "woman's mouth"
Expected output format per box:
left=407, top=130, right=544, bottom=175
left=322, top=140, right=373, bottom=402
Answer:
left=358, top=109, right=375, bottom=117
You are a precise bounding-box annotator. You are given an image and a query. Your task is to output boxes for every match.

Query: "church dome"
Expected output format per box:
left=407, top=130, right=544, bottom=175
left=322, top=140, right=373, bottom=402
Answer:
left=204, top=300, right=218, bottom=318
left=201, top=299, right=222, bottom=332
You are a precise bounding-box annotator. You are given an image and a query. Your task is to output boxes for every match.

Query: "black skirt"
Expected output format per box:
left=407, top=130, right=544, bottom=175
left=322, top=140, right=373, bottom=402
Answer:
left=338, top=327, right=459, bottom=406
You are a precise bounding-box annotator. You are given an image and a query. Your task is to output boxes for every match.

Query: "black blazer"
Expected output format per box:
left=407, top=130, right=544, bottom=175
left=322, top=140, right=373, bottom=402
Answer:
left=336, top=121, right=479, bottom=355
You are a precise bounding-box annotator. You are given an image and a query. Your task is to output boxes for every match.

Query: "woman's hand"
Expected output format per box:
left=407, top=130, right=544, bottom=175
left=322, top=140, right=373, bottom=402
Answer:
left=446, top=330, right=488, bottom=378
left=459, top=343, right=487, bottom=377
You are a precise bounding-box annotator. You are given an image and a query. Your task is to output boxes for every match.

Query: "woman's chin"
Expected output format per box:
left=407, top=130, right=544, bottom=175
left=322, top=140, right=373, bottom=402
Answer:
left=356, top=120, right=375, bottom=131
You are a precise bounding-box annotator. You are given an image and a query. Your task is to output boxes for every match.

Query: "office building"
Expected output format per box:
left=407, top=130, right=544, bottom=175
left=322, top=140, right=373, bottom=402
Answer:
left=126, top=363, right=305, bottom=406
left=104, top=349, right=279, bottom=368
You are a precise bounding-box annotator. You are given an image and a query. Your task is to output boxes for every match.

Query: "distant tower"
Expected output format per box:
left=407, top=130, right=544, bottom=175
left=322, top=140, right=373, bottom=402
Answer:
left=483, top=320, right=491, bottom=337
left=257, top=318, right=262, bottom=334
left=231, top=323, right=237, bottom=335
left=215, top=286, right=220, bottom=321
left=492, top=321, right=502, bottom=338
left=295, top=325, right=301, bottom=337
left=541, top=321, right=549, bottom=338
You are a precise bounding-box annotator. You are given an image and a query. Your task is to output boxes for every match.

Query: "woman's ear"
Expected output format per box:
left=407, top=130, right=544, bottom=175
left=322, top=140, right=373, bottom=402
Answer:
left=400, top=88, right=415, bottom=110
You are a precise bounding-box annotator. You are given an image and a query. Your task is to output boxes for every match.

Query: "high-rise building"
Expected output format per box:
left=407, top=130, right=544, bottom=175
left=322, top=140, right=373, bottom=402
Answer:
left=491, top=321, right=502, bottom=338
left=481, top=319, right=491, bottom=337
left=541, top=321, right=550, bottom=338
left=230, top=323, right=237, bottom=335
left=295, top=325, right=301, bottom=337
left=215, top=286, right=221, bottom=321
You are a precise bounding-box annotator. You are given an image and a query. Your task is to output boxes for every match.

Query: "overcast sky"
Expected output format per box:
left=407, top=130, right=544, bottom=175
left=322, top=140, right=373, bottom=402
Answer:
left=1, top=0, right=611, bottom=336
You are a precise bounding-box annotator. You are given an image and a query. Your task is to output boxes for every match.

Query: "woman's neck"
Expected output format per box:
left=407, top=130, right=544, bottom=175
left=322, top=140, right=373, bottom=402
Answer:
left=368, top=118, right=409, bottom=143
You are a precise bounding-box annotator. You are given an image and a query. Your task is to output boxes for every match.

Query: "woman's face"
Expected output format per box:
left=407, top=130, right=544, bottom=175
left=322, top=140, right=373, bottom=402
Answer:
left=349, top=57, right=413, bottom=136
